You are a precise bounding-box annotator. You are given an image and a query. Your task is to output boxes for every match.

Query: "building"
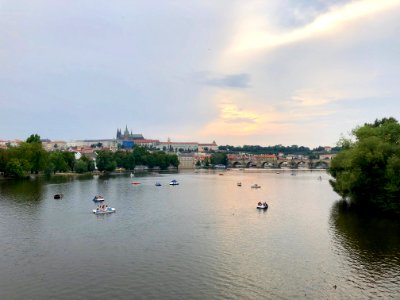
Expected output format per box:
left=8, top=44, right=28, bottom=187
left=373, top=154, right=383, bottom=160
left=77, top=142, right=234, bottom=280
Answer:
left=0, top=140, right=22, bottom=149
left=116, top=126, right=144, bottom=140
left=42, top=140, right=67, bottom=151
left=324, top=146, right=332, bottom=152
left=319, top=153, right=336, bottom=160
left=134, top=139, right=160, bottom=148
left=198, top=141, right=218, bottom=152
left=178, top=153, right=196, bottom=169
left=66, top=139, right=118, bottom=150
left=156, top=141, right=198, bottom=152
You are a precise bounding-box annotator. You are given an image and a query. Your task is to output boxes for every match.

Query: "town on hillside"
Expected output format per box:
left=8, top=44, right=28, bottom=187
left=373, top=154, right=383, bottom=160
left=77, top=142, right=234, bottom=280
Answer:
left=0, top=125, right=339, bottom=170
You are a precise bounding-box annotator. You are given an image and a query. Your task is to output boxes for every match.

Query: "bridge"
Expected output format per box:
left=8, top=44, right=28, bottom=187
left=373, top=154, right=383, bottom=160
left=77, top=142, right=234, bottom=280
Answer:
left=227, top=154, right=331, bottom=169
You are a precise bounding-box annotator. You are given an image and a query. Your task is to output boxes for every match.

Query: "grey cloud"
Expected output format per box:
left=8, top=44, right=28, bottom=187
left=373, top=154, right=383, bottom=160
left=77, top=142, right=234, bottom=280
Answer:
left=203, top=73, right=251, bottom=88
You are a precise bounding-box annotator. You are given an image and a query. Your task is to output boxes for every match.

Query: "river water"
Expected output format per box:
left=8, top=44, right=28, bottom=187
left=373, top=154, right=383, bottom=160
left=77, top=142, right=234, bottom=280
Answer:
left=0, top=170, right=399, bottom=299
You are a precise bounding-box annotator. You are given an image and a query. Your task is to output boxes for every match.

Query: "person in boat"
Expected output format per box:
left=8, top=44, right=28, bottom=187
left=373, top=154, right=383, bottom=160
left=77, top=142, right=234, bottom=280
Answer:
left=258, top=202, right=262, bottom=206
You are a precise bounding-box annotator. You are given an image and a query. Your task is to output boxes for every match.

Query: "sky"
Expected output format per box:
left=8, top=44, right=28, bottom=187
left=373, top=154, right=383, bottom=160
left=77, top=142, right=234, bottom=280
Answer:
left=1, top=0, right=400, bottom=148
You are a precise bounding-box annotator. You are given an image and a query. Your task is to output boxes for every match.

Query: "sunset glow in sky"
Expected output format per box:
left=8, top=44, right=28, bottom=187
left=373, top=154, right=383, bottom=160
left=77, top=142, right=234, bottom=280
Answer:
left=1, top=0, right=400, bottom=147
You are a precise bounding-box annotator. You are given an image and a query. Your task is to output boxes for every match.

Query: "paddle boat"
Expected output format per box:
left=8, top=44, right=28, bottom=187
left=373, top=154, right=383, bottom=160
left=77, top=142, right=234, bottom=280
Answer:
left=251, top=184, right=261, bottom=188
left=237, top=182, right=242, bottom=187
left=155, top=182, right=162, bottom=186
left=93, top=195, right=105, bottom=202
left=169, top=179, right=179, bottom=186
left=92, top=206, right=116, bottom=215
left=54, top=193, right=63, bottom=199
left=257, top=202, right=268, bottom=210
left=131, top=182, right=141, bottom=185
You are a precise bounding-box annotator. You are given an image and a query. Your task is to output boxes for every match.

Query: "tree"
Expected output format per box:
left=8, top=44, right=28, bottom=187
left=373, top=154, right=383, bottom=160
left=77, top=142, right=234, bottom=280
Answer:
left=48, top=151, right=69, bottom=173
left=75, top=160, right=89, bottom=173
left=16, top=142, right=47, bottom=174
left=5, top=158, right=30, bottom=178
left=211, top=153, right=228, bottom=166
left=329, top=118, right=400, bottom=216
left=62, top=152, right=75, bottom=171
left=96, top=151, right=116, bottom=172
left=26, top=134, right=42, bottom=144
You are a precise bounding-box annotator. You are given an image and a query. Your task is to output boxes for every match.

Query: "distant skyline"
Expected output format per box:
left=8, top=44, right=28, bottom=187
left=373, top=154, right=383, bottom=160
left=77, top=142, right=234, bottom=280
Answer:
left=1, top=0, right=400, bottom=147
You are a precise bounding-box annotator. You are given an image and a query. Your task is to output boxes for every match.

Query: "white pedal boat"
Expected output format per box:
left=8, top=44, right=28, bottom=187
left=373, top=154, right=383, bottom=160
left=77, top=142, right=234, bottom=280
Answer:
left=92, top=207, right=116, bottom=215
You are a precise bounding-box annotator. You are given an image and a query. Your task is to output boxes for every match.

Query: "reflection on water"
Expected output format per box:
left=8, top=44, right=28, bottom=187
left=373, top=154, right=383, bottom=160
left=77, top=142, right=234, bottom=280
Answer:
left=330, top=201, right=400, bottom=296
left=0, top=178, right=44, bottom=202
left=0, top=172, right=399, bottom=299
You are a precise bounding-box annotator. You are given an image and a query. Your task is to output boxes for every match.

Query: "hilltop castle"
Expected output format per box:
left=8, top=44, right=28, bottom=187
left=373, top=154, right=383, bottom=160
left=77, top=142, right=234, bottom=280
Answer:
left=116, top=125, right=144, bottom=140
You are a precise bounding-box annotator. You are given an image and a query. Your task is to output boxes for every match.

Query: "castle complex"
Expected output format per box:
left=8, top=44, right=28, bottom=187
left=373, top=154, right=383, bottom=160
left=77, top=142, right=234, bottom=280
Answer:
left=116, top=125, right=144, bottom=140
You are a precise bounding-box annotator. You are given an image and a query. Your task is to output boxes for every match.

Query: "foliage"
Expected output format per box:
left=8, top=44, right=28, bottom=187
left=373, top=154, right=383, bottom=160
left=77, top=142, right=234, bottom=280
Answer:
left=329, top=118, right=400, bottom=216
left=48, top=151, right=69, bottom=173
left=96, top=147, right=178, bottom=172
left=79, top=155, right=95, bottom=171
left=5, top=158, right=30, bottom=178
left=210, top=153, right=228, bottom=166
left=96, top=151, right=117, bottom=172
left=26, top=134, right=42, bottom=144
left=74, top=160, right=89, bottom=173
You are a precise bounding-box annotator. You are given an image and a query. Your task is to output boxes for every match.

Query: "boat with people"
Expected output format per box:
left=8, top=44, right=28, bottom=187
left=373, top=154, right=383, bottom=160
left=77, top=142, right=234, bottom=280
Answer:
left=93, top=195, right=105, bottom=202
left=169, top=179, right=179, bottom=186
left=54, top=193, right=63, bottom=199
left=257, top=202, right=268, bottom=209
left=92, top=205, right=116, bottom=215
left=251, top=184, right=261, bottom=188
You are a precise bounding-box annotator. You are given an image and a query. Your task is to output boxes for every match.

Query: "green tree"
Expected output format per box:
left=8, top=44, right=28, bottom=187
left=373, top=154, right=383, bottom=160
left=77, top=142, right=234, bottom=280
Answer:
left=26, top=134, right=42, bottom=144
left=329, top=117, right=400, bottom=216
left=62, top=152, right=75, bottom=171
left=96, top=151, right=116, bottom=172
left=5, top=158, right=30, bottom=178
left=210, top=153, right=228, bottom=166
left=167, top=154, right=179, bottom=168
left=0, top=149, right=9, bottom=173
left=75, top=160, right=89, bottom=173
left=48, top=151, right=69, bottom=173
left=79, top=155, right=95, bottom=171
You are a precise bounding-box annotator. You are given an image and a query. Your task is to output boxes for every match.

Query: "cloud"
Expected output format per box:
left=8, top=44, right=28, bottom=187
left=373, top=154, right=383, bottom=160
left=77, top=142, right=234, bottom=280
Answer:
left=223, top=0, right=400, bottom=63
left=198, top=72, right=251, bottom=88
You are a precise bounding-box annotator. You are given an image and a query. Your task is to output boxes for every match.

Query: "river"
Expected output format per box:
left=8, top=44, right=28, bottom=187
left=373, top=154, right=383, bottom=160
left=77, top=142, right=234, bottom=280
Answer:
left=0, top=170, right=399, bottom=299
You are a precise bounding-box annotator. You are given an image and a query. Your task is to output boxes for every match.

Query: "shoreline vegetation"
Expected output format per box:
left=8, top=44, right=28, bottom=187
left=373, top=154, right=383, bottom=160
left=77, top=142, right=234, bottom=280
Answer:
left=0, top=134, right=179, bottom=179
left=329, top=118, right=400, bottom=217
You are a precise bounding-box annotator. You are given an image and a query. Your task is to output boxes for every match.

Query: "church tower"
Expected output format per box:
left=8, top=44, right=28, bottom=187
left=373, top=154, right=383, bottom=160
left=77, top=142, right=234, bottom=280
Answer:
left=123, top=125, right=130, bottom=139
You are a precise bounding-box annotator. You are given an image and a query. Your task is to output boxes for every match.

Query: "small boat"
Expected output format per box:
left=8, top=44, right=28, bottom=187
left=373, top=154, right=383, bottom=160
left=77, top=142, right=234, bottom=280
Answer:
left=169, top=179, right=179, bottom=186
left=237, top=182, right=242, bottom=187
left=54, top=193, right=63, bottom=199
left=257, top=202, right=268, bottom=209
left=93, top=195, right=105, bottom=202
left=92, top=207, right=116, bottom=215
left=251, top=184, right=261, bottom=188
left=155, top=182, right=162, bottom=186
left=131, top=182, right=141, bottom=185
